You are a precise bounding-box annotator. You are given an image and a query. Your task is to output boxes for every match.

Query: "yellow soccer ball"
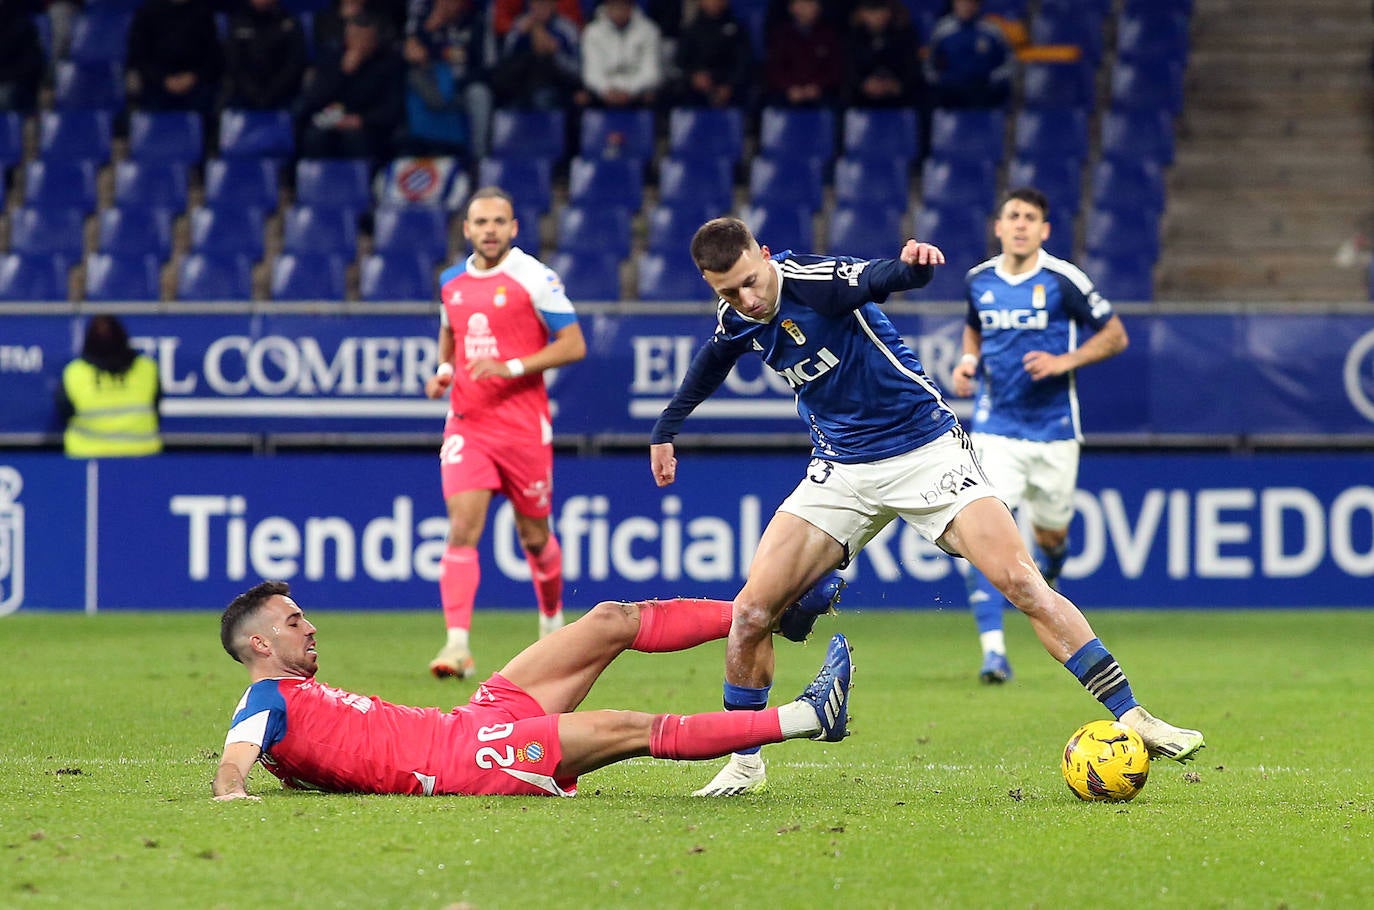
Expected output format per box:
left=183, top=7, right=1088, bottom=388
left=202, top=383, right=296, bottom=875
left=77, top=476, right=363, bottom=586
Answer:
left=1061, top=719, right=1150, bottom=802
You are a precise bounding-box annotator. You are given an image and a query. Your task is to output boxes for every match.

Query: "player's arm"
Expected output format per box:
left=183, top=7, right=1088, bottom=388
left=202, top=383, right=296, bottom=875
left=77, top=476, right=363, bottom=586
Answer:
left=811, top=241, right=947, bottom=313
left=649, top=336, right=744, bottom=487
left=212, top=741, right=262, bottom=802
left=1023, top=316, right=1129, bottom=380
left=951, top=323, right=983, bottom=398
left=426, top=322, right=456, bottom=399
left=471, top=320, right=587, bottom=380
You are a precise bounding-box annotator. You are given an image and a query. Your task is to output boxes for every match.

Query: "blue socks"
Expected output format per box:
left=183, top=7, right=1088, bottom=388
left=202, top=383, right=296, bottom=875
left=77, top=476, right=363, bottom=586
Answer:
left=1037, top=540, right=1069, bottom=587
left=965, top=567, right=1005, bottom=634
left=723, top=682, right=771, bottom=756
left=1065, top=638, right=1138, bottom=718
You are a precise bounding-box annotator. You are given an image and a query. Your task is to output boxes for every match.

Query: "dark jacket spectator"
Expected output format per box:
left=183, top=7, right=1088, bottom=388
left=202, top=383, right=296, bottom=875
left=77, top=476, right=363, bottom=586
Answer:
left=764, top=0, right=844, bottom=107
left=225, top=0, right=309, bottom=110
left=403, top=0, right=494, bottom=156
left=924, top=0, right=1013, bottom=109
left=673, top=0, right=753, bottom=109
left=299, top=12, right=405, bottom=160
left=844, top=0, right=922, bottom=108
left=0, top=2, right=45, bottom=112
left=126, top=0, right=224, bottom=113
left=315, top=0, right=400, bottom=63
left=491, top=0, right=581, bottom=110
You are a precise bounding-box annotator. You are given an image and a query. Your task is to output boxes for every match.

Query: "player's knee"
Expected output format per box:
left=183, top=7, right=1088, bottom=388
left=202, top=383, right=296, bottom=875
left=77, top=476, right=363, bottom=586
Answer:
left=730, top=595, right=776, bottom=641
left=998, top=564, right=1052, bottom=615
left=583, top=600, right=640, bottom=645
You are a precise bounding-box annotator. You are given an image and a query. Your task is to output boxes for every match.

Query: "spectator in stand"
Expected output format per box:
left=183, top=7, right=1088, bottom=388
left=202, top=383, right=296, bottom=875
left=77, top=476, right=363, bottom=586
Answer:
left=490, top=0, right=582, bottom=110
left=224, top=0, right=310, bottom=111
left=673, top=0, right=753, bottom=109
left=491, top=0, right=582, bottom=38
left=298, top=12, right=405, bottom=160
left=314, top=0, right=399, bottom=63
left=580, top=0, right=664, bottom=109
left=403, top=0, right=494, bottom=159
left=923, top=0, right=1013, bottom=109
left=844, top=0, right=922, bottom=109
left=126, top=0, right=224, bottom=117
left=0, top=2, right=44, bottom=113
left=763, top=0, right=844, bottom=108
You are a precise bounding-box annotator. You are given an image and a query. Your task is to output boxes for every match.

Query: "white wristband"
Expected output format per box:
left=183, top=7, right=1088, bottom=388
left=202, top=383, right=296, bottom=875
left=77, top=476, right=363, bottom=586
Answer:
left=434, top=362, right=454, bottom=379
left=959, top=353, right=979, bottom=368
left=504, top=358, right=526, bottom=377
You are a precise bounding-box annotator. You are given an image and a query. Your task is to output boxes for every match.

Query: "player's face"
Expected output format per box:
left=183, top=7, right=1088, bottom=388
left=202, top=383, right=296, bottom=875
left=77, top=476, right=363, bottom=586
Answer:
left=258, top=595, right=318, bottom=677
left=463, top=197, right=518, bottom=267
left=994, top=198, right=1050, bottom=260
left=702, top=243, right=779, bottom=321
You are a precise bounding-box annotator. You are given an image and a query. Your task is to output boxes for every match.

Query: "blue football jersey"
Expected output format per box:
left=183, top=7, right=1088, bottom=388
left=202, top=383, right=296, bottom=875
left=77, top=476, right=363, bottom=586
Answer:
left=964, top=250, right=1115, bottom=442
left=654, top=252, right=957, bottom=463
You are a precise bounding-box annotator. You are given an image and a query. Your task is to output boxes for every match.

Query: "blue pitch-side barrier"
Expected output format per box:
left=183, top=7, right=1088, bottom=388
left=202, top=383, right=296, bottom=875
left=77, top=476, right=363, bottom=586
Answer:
left=2, top=451, right=1371, bottom=613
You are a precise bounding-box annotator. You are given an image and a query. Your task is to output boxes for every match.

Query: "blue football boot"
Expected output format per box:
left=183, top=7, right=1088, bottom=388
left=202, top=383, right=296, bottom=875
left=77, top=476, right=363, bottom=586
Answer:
left=775, top=573, right=846, bottom=642
left=796, top=633, right=852, bottom=742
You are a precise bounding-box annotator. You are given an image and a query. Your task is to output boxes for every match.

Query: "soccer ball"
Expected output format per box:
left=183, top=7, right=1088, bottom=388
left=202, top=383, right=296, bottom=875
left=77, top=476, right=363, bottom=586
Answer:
left=1061, top=719, right=1150, bottom=802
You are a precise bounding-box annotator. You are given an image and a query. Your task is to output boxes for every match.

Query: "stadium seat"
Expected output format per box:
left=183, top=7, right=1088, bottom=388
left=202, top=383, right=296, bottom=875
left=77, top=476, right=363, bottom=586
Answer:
left=1021, top=62, right=1095, bottom=110
left=1090, top=158, right=1166, bottom=215
left=1043, top=203, right=1078, bottom=260
left=218, top=108, right=295, bottom=160
left=545, top=251, right=622, bottom=301
left=555, top=205, right=634, bottom=258
left=645, top=202, right=717, bottom=255
left=737, top=203, right=814, bottom=253
left=913, top=206, right=990, bottom=266
left=8, top=207, right=86, bottom=259
left=636, top=251, right=706, bottom=302
left=1005, top=156, right=1082, bottom=213
left=657, top=156, right=734, bottom=211
left=917, top=257, right=970, bottom=301
left=667, top=106, right=744, bottom=163
left=1013, top=108, right=1089, bottom=162
left=112, top=161, right=190, bottom=212
left=95, top=207, right=173, bottom=257
left=833, top=156, right=911, bottom=208
left=270, top=253, right=348, bottom=301
left=281, top=205, right=358, bottom=257
left=566, top=156, right=645, bottom=210
left=825, top=205, right=904, bottom=261
left=928, top=108, right=1005, bottom=165
left=188, top=205, right=267, bottom=259
left=1030, top=7, right=1105, bottom=64
left=0, top=112, right=22, bottom=168
left=1116, top=10, right=1191, bottom=64
left=1110, top=59, right=1185, bottom=114
left=359, top=252, right=436, bottom=301
left=579, top=107, right=656, bottom=160
left=920, top=157, right=998, bottom=210
left=1099, top=108, right=1176, bottom=166
left=1083, top=207, right=1160, bottom=261
left=490, top=108, right=566, bottom=162
left=38, top=110, right=113, bottom=164
left=53, top=61, right=125, bottom=111
left=204, top=158, right=281, bottom=212
left=748, top=156, right=824, bottom=213
left=295, top=158, right=372, bottom=212
left=1081, top=252, right=1154, bottom=301
left=24, top=161, right=99, bottom=212
left=175, top=253, right=255, bottom=301
left=758, top=106, right=836, bottom=166
left=477, top=157, right=553, bottom=214
left=128, top=111, right=203, bottom=164
left=842, top=108, right=920, bottom=163
left=372, top=206, right=450, bottom=262
left=69, top=9, right=132, bottom=64
left=0, top=253, right=69, bottom=301
left=83, top=252, right=162, bottom=302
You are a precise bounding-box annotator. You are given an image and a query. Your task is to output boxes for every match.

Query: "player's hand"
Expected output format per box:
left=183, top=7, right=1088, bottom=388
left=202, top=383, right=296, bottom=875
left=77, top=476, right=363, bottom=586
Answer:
left=425, top=372, right=453, bottom=399
left=650, top=443, right=677, bottom=487
left=1022, top=350, right=1070, bottom=380
left=900, top=239, right=945, bottom=266
left=467, top=358, right=513, bottom=380
left=950, top=358, right=977, bottom=398
left=212, top=791, right=260, bottom=802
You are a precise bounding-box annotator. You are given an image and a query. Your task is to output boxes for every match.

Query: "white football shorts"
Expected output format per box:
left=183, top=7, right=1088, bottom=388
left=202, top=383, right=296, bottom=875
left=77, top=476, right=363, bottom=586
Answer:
left=970, top=432, right=1080, bottom=531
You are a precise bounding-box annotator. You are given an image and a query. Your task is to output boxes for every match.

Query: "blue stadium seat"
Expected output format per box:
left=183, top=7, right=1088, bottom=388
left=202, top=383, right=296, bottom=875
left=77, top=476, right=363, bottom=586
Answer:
left=1043, top=202, right=1078, bottom=260
left=842, top=108, right=920, bottom=163
left=833, top=156, right=911, bottom=208
left=1083, top=207, right=1160, bottom=261
left=920, top=157, right=997, bottom=210
left=204, top=158, right=281, bottom=212
left=69, top=9, right=132, bottom=64
left=281, top=205, right=358, bottom=257
left=1013, top=108, right=1089, bottom=162
left=96, top=207, right=173, bottom=257
left=54, top=61, right=125, bottom=111
left=913, top=206, right=990, bottom=266
left=758, top=106, right=836, bottom=166
left=39, top=110, right=113, bottom=164
left=916, top=260, right=969, bottom=301
left=359, top=252, right=436, bottom=301
left=372, top=206, right=450, bottom=262
left=555, top=205, right=633, bottom=258
left=0, top=253, right=70, bottom=301
left=825, top=205, right=904, bottom=261
left=1021, top=62, right=1095, bottom=110
left=646, top=202, right=717, bottom=255
left=567, top=156, right=645, bottom=210
left=127, top=110, right=203, bottom=164
left=23, top=161, right=99, bottom=212
left=1116, top=10, right=1191, bottom=64
left=176, top=253, right=255, bottom=301
left=270, top=253, right=347, bottom=301
left=748, top=156, right=824, bottom=213
left=667, top=107, right=744, bottom=163
left=1030, top=7, right=1105, bottom=63
left=1110, top=59, right=1185, bottom=114
left=1090, top=158, right=1166, bottom=215
left=490, top=108, right=566, bottom=162
left=1081, top=252, right=1154, bottom=301
left=477, top=157, right=553, bottom=214
left=737, top=204, right=814, bottom=253
left=928, top=108, right=1005, bottom=165
left=0, top=112, right=22, bottom=168
left=579, top=107, right=656, bottom=160
left=112, top=161, right=189, bottom=212
left=636, top=251, right=705, bottom=301
left=188, top=205, right=267, bottom=259
left=218, top=108, right=295, bottom=160
left=8, top=207, right=86, bottom=259
left=657, top=156, right=734, bottom=212
left=1099, top=108, right=1175, bottom=166
left=83, top=253, right=162, bottom=302
left=1006, top=156, right=1082, bottom=213
left=295, top=158, right=372, bottom=212
left=545, top=251, right=622, bottom=301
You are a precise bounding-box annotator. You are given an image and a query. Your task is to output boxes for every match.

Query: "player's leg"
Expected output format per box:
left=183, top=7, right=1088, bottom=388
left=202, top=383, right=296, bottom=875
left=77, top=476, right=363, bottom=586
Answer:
left=965, top=433, right=1029, bottom=683
left=431, top=488, right=494, bottom=679
left=1025, top=439, right=1079, bottom=590
left=496, top=438, right=564, bottom=639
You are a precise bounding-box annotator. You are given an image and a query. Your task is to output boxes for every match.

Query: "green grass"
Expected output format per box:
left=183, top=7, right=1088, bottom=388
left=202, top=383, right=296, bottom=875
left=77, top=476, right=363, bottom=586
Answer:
left=2, top=608, right=1371, bottom=909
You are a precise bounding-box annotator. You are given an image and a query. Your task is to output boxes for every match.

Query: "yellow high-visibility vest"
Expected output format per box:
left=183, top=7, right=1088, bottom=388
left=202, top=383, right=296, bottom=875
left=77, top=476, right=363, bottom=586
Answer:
left=62, top=356, right=162, bottom=458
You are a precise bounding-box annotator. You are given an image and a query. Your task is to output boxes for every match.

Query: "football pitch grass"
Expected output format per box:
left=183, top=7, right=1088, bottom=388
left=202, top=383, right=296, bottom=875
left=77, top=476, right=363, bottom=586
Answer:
left=3, top=607, right=1370, bottom=909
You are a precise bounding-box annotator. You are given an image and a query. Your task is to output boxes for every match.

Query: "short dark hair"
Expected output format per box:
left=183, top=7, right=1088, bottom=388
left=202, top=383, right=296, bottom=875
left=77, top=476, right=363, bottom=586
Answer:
left=999, top=187, right=1050, bottom=219
left=221, top=580, right=291, bottom=663
left=464, top=185, right=516, bottom=220
left=690, top=217, right=756, bottom=273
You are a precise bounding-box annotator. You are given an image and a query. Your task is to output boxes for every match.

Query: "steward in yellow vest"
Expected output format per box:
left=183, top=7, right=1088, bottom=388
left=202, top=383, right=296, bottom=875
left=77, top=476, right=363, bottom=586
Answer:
left=58, top=315, right=162, bottom=458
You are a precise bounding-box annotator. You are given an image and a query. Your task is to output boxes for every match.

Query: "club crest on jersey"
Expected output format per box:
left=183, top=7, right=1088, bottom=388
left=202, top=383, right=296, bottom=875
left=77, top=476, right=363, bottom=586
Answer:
left=494, top=285, right=508, bottom=307
left=446, top=287, right=463, bottom=307
left=518, top=742, right=545, bottom=762
left=1032, top=284, right=1046, bottom=309
left=780, top=318, right=807, bottom=345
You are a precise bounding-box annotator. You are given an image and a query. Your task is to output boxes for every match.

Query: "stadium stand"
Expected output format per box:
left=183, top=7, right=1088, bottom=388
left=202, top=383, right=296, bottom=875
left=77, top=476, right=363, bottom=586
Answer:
left=281, top=205, right=359, bottom=258
left=271, top=253, right=348, bottom=301
left=567, top=156, right=645, bottom=211
left=204, top=159, right=281, bottom=212
left=636, top=251, right=704, bottom=302
left=95, top=207, right=173, bottom=258
left=176, top=253, right=255, bottom=302
left=0, top=253, right=69, bottom=302
left=490, top=108, right=566, bottom=162
left=128, top=111, right=203, bottom=165
left=748, top=156, right=824, bottom=213
left=83, top=252, right=162, bottom=302
left=9, top=207, right=86, bottom=260
left=841, top=107, right=920, bottom=164
left=833, top=156, right=911, bottom=209
left=545, top=251, right=622, bottom=302
left=667, top=106, right=744, bottom=164
left=218, top=108, right=295, bottom=160
left=112, top=161, right=190, bottom=213
left=825, top=205, right=904, bottom=261
left=737, top=203, right=814, bottom=253
left=657, top=156, right=734, bottom=212
left=295, top=158, right=373, bottom=213
left=359, top=253, right=436, bottom=302
left=555, top=205, right=634, bottom=259
left=646, top=203, right=718, bottom=255
left=188, top=205, right=267, bottom=260
left=38, top=110, right=113, bottom=164
left=477, top=157, right=553, bottom=215
left=758, top=106, right=836, bottom=167
left=372, top=207, right=450, bottom=263
left=579, top=107, right=656, bottom=160
left=53, top=60, right=125, bottom=111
